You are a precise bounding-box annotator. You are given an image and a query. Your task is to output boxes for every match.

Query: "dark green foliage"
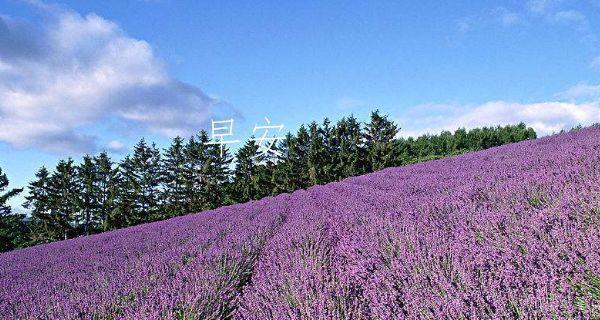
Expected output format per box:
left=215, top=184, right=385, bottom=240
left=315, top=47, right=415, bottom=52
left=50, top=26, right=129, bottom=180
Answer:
left=233, top=139, right=262, bottom=203
left=47, top=159, right=80, bottom=240
left=161, top=136, right=188, bottom=217
left=273, top=132, right=309, bottom=194
left=0, top=167, right=24, bottom=252
left=307, top=122, right=327, bottom=186
left=77, top=155, right=99, bottom=235
left=183, top=131, right=211, bottom=213
left=364, top=110, right=399, bottom=171
left=9, top=111, right=539, bottom=251
left=119, top=139, right=162, bottom=224
left=23, top=167, right=52, bottom=244
left=202, top=141, right=234, bottom=209
left=395, top=122, right=537, bottom=164
left=95, top=152, right=120, bottom=231
left=333, top=116, right=367, bottom=180
left=0, top=168, right=22, bottom=217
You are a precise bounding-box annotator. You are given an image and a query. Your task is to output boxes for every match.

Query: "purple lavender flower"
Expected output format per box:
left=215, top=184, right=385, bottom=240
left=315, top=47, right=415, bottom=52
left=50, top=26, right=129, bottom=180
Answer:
left=1, top=126, right=599, bottom=319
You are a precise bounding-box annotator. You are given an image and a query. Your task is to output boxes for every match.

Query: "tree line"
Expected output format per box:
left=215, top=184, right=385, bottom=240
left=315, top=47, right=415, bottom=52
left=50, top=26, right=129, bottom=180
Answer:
left=0, top=110, right=536, bottom=252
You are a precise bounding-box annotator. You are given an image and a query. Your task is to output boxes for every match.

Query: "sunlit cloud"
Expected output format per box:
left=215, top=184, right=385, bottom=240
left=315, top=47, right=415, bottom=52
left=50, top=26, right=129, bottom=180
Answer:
left=0, top=4, right=233, bottom=154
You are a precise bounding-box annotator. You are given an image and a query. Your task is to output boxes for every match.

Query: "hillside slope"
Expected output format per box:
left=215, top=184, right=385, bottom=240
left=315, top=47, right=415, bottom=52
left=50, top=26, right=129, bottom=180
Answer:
left=1, top=127, right=599, bottom=319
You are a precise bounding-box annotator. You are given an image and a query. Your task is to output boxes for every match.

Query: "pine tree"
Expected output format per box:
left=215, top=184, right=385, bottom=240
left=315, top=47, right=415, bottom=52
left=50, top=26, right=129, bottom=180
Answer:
left=120, top=139, right=162, bottom=224
left=117, top=153, right=137, bottom=227
left=162, top=136, right=188, bottom=217
left=294, top=126, right=310, bottom=186
left=24, top=167, right=53, bottom=243
left=183, top=131, right=210, bottom=212
left=364, top=110, right=399, bottom=171
left=0, top=167, right=25, bottom=252
left=47, top=159, right=80, bottom=240
left=4, top=110, right=542, bottom=252
left=335, top=115, right=367, bottom=179
left=254, top=161, right=276, bottom=198
left=77, top=155, right=99, bottom=235
left=319, top=118, right=338, bottom=183
left=203, top=139, right=233, bottom=209
left=234, top=139, right=258, bottom=202
left=95, top=152, right=120, bottom=231
left=272, top=134, right=292, bottom=194
left=307, top=122, right=326, bottom=186
left=233, top=138, right=276, bottom=202
left=273, top=129, right=309, bottom=193
left=107, top=177, right=132, bottom=230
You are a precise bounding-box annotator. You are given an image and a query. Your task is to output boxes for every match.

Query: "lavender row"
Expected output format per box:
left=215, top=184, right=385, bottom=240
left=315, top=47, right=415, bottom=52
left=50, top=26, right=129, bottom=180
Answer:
left=0, top=194, right=290, bottom=319
left=236, top=127, right=599, bottom=318
left=1, top=126, right=598, bottom=319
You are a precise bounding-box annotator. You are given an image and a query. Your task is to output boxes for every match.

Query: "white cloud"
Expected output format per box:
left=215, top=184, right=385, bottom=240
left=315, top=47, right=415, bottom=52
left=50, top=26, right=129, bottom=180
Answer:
left=0, top=5, right=231, bottom=154
left=106, top=140, right=126, bottom=153
left=558, top=83, right=600, bottom=99
left=397, top=100, right=600, bottom=138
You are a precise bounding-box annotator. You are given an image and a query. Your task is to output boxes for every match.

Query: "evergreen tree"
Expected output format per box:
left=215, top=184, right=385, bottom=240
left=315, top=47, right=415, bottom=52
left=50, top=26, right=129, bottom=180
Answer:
left=120, top=139, right=162, bottom=224
left=162, top=136, right=188, bottom=217
left=334, top=115, right=367, bottom=179
left=95, top=152, right=120, bottom=231
left=0, top=167, right=25, bottom=252
left=307, top=121, right=327, bottom=186
left=232, top=138, right=276, bottom=202
left=47, top=159, right=80, bottom=240
left=203, top=140, right=233, bottom=208
left=272, top=133, right=292, bottom=194
left=364, top=110, right=399, bottom=171
left=273, top=128, right=309, bottom=193
left=4, top=111, right=542, bottom=252
left=319, top=118, right=339, bottom=182
left=117, top=153, right=137, bottom=228
left=183, top=132, right=211, bottom=212
left=107, top=181, right=131, bottom=230
left=77, top=155, right=99, bottom=235
left=23, top=167, right=53, bottom=243
left=233, top=139, right=261, bottom=203
left=294, top=126, right=310, bottom=186
left=254, top=160, right=276, bottom=198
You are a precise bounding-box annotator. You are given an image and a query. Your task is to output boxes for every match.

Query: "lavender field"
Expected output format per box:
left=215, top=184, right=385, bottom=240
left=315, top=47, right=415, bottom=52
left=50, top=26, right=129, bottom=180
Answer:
left=1, top=127, right=599, bottom=319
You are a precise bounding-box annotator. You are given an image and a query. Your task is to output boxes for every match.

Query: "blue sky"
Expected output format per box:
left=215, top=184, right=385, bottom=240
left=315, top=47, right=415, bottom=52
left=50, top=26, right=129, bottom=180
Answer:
left=1, top=0, right=599, bottom=210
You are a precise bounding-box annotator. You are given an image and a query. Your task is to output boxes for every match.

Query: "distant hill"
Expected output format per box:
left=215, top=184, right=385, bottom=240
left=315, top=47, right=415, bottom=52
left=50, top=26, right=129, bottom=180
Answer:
left=1, top=126, right=598, bottom=319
